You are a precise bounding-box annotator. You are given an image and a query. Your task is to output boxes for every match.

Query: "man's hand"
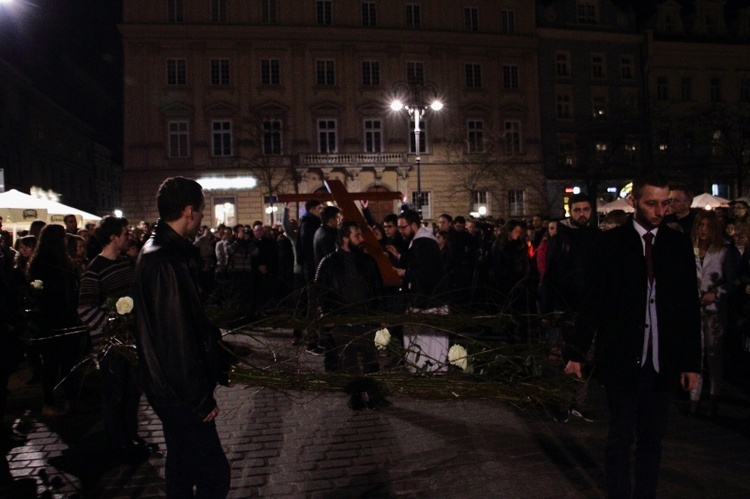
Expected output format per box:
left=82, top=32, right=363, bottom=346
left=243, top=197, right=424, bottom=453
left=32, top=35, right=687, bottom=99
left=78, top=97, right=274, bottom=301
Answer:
left=385, top=245, right=400, bottom=260
left=203, top=405, right=220, bottom=423
left=700, top=291, right=716, bottom=306
left=681, top=372, right=698, bottom=392
left=564, top=360, right=583, bottom=379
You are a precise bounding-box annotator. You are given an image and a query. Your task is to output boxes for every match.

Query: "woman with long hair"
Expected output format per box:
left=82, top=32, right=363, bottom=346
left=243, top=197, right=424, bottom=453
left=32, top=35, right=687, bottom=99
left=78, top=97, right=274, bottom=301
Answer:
left=12, top=236, right=43, bottom=384
left=28, top=224, right=85, bottom=418
left=435, top=229, right=453, bottom=277
left=490, top=219, right=532, bottom=318
left=535, top=219, right=559, bottom=281
left=66, top=234, right=87, bottom=277
left=690, top=210, right=739, bottom=416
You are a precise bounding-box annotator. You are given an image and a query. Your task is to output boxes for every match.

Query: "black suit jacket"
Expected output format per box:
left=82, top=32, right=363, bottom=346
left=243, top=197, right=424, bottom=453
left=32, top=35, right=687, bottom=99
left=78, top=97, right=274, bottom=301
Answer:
left=570, top=219, right=701, bottom=392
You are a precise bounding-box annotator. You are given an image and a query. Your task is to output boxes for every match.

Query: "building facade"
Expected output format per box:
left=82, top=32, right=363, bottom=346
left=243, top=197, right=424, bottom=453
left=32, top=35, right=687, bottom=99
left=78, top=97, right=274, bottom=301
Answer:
left=644, top=0, right=750, bottom=198
left=120, top=0, right=547, bottom=225
left=537, top=0, right=646, bottom=213
left=120, top=1, right=750, bottom=225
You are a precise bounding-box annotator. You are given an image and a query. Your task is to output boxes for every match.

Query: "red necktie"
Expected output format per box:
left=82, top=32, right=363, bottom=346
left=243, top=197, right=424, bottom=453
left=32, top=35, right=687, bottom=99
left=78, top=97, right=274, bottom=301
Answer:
left=643, top=232, right=654, bottom=284
left=643, top=231, right=655, bottom=361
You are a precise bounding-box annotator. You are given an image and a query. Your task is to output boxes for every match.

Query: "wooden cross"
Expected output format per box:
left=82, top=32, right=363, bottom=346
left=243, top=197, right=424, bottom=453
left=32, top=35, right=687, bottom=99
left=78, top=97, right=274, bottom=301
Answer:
left=277, top=180, right=403, bottom=286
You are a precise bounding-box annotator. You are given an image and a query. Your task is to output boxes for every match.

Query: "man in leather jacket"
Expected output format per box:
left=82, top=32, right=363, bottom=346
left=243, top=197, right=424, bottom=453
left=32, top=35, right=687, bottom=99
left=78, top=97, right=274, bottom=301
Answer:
left=314, top=221, right=382, bottom=374
left=134, top=177, right=230, bottom=498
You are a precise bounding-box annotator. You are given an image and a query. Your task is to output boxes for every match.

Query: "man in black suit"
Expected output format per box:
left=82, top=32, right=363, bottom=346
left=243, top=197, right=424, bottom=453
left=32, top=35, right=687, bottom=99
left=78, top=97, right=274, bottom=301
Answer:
left=564, top=173, right=701, bottom=499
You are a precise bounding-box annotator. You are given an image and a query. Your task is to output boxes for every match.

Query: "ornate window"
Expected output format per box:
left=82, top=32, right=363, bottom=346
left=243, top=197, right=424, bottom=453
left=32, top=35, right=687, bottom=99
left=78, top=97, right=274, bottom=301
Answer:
left=166, top=59, right=187, bottom=86
left=212, top=121, right=232, bottom=157
left=168, top=121, right=190, bottom=158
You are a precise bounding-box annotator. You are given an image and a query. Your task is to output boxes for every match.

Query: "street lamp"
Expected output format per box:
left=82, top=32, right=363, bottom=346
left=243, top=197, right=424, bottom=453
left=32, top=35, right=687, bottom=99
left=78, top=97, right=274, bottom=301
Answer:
left=389, top=82, right=443, bottom=214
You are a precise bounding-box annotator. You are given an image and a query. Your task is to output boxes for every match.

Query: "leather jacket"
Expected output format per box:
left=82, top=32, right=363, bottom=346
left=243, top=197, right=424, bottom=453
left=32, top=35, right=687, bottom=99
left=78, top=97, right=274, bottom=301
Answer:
left=313, top=224, right=338, bottom=268
left=134, top=220, right=228, bottom=421
left=314, top=247, right=382, bottom=320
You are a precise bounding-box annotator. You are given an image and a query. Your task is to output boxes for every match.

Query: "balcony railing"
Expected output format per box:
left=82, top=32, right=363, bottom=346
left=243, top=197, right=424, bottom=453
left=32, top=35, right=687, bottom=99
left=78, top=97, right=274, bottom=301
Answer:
left=299, top=153, right=408, bottom=167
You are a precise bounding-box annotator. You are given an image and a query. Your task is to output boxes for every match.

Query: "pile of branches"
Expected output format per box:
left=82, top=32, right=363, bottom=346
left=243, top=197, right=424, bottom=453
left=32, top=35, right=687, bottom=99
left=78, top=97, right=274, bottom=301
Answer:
left=215, top=302, right=582, bottom=409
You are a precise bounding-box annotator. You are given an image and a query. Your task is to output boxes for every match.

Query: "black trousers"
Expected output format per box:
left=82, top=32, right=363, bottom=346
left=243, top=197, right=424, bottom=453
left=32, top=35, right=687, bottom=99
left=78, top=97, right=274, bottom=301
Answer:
left=330, top=325, right=379, bottom=375
left=155, top=405, right=230, bottom=498
left=100, top=352, right=142, bottom=449
left=605, top=364, right=673, bottom=499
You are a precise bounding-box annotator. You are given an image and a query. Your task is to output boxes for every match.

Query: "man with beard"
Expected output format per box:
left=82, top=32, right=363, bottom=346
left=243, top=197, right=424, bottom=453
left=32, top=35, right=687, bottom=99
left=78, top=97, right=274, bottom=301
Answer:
left=134, top=177, right=230, bottom=497
left=542, top=193, right=600, bottom=422
left=395, top=210, right=450, bottom=372
left=564, top=173, right=700, bottom=499
left=314, top=221, right=382, bottom=374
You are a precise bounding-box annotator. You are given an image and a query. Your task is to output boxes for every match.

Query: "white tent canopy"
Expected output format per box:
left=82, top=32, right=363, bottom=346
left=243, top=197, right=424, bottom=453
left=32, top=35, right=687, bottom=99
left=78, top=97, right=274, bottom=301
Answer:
left=0, top=190, right=48, bottom=228
left=598, top=198, right=634, bottom=214
left=0, top=189, right=101, bottom=231
left=691, top=193, right=731, bottom=209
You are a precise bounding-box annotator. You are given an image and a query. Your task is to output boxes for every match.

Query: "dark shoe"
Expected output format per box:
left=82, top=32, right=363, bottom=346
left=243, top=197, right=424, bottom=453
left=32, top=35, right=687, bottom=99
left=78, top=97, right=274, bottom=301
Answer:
left=41, top=405, right=66, bottom=419
left=0, top=430, right=26, bottom=450
left=688, top=400, right=699, bottom=416
left=709, top=398, right=719, bottom=419
left=115, top=442, right=151, bottom=465
left=305, top=345, right=325, bottom=356
left=131, top=436, right=148, bottom=446
left=0, top=477, right=37, bottom=498
left=553, top=410, right=569, bottom=423
left=569, top=406, right=596, bottom=423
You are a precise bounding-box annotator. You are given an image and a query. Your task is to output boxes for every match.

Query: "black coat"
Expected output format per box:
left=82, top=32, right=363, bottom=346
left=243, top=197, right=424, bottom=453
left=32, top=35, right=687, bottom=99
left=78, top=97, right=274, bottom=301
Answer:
left=28, top=256, right=80, bottom=333
left=399, top=231, right=449, bottom=309
left=569, top=220, right=701, bottom=392
left=134, top=221, right=227, bottom=421
left=297, top=212, right=321, bottom=283
left=541, top=222, right=600, bottom=314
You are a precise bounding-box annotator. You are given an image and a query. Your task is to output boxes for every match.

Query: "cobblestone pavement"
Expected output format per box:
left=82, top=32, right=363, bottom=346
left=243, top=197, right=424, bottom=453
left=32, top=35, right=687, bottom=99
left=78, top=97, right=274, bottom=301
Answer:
left=3, top=329, right=750, bottom=498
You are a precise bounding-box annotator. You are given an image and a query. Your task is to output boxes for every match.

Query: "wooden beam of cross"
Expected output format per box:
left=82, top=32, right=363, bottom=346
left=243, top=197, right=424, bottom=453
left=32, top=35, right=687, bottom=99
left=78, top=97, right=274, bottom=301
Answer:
left=277, top=180, right=403, bottom=287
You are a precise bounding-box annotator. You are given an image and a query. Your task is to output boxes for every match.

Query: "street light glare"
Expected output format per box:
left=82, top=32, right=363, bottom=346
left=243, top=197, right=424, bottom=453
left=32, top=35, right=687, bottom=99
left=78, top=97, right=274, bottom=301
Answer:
left=390, top=100, right=404, bottom=111
left=430, top=100, right=443, bottom=111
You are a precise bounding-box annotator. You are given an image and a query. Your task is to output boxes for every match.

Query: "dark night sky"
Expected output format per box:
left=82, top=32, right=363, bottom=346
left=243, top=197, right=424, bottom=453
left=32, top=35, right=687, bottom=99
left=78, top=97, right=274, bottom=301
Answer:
left=0, top=0, right=123, bottom=155
left=0, top=0, right=745, bottom=161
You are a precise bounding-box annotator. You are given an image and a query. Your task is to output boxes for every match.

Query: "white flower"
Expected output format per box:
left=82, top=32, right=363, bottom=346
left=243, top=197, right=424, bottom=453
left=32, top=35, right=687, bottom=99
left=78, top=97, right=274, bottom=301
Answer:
left=374, top=328, right=391, bottom=350
left=30, top=280, right=43, bottom=290
left=448, top=344, right=469, bottom=371
left=116, top=296, right=134, bottom=315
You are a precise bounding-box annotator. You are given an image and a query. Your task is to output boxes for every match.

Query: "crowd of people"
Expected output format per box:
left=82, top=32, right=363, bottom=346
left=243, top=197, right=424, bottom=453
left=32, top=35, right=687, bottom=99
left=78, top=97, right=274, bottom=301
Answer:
left=0, top=191, right=749, bottom=387
left=1, top=179, right=750, bottom=496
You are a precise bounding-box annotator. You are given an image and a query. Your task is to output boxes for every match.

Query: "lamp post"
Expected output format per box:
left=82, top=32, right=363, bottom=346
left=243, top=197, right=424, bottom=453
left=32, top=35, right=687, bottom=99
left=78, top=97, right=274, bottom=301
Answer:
left=390, top=82, right=443, bottom=214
